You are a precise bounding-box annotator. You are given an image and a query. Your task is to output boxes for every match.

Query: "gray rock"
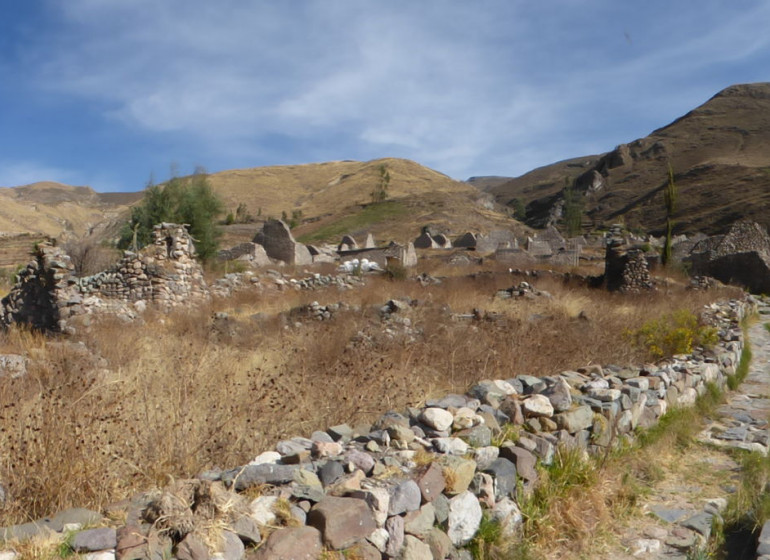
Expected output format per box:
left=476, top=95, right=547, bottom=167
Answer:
left=318, top=461, right=345, bottom=487
left=544, top=377, right=573, bottom=412
left=385, top=514, right=405, bottom=557
left=72, top=528, right=118, bottom=552
left=401, top=535, right=433, bottom=560
left=252, top=526, right=322, bottom=560
left=521, top=395, right=554, bottom=418
left=388, top=479, right=422, bottom=515
left=222, top=464, right=299, bottom=491
left=554, top=405, right=594, bottom=434
left=404, top=503, right=436, bottom=537
left=483, top=458, right=517, bottom=501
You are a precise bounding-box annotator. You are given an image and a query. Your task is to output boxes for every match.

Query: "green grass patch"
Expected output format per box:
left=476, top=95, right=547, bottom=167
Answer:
left=298, top=200, right=408, bottom=243
left=727, top=326, right=752, bottom=390
left=764, top=322, right=770, bottom=334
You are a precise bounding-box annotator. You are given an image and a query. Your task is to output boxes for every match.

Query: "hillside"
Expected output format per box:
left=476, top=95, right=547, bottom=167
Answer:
left=206, top=157, right=525, bottom=246
left=0, top=182, right=138, bottom=239
left=485, top=83, right=770, bottom=235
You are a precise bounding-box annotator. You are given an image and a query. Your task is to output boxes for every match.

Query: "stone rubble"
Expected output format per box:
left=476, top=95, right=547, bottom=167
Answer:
left=0, top=297, right=756, bottom=559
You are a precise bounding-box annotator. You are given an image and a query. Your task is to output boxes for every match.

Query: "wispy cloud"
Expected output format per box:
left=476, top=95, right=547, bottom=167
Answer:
left=0, top=160, right=81, bottom=188
left=13, top=0, right=770, bottom=182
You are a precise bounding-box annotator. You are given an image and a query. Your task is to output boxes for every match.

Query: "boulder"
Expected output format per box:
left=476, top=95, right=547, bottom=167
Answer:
left=253, top=219, right=312, bottom=266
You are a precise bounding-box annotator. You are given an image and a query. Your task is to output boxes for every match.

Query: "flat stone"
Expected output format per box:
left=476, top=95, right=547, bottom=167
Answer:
left=318, top=461, right=345, bottom=487
left=649, top=506, right=690, bottom=524
left=544, top=377, right=573, bottom=412
left=72, top=528, right=118, bottom=552
left=252, top=526, right=322, bottom=560
left=455, top=425, right=492, bottom=448
left=433, top=437, right=469, bottom=455
left=307, top=497, right=376, bottom=550
left=222, top=464, right=299, bottom=491
left=416, top=462, right=446, bottom=503
left=681, top=512, right=713, bottom=538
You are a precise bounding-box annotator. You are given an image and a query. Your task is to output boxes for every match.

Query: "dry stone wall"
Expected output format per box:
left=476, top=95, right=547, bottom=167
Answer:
left=0, top=297, right=754, bottom=560
left=1, top=223, right=209, bottom=332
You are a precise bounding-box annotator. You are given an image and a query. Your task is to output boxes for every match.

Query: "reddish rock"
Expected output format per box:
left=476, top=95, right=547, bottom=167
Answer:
left=252, top=526, right=323, bottom=560
left=307, top=496, right=376, bottom=550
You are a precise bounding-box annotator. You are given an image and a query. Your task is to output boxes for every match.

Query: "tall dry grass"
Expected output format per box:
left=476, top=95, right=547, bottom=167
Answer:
left=0, top=270, right=736, bottom=525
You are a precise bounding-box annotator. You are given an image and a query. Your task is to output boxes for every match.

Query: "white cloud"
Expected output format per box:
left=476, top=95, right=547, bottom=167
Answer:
left=20, top=0, right=770, bottom=180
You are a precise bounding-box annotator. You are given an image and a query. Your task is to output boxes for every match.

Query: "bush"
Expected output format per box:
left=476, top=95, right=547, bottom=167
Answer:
left=625, top=309, right=718, bottom=359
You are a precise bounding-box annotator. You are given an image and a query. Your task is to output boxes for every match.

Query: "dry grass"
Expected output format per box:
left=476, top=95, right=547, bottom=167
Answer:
left=0, top=268, right=736, bottom=526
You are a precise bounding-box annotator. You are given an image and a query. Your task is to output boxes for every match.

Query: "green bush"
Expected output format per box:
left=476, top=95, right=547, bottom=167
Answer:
left=626, top=309, right=718, bottom=359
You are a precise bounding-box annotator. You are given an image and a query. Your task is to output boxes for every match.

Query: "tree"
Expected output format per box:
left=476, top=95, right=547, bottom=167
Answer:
left=371, top=164, right=391, bottom=202
left=662, top=163, right=678, bottom=266
left=562, top=178, right=584, bottom=237
left=118, top=168, right=224, bottom=262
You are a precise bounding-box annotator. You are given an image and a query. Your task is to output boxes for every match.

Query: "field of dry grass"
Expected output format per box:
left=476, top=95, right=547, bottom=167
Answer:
left=0, top=265, right=738, bottom=529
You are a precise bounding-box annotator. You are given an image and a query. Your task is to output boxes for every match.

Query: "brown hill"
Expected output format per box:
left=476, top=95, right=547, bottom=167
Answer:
left=208, top=157, right=525, bottom=246
left=0, top=160, right=525, bottom=264
left=487, top=83, right=770, bottom=235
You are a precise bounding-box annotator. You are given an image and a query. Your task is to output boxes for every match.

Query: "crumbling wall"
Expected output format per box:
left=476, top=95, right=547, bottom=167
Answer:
left=604, top=225, right=654, bottom=293
left=1, top=223, right=209, bottom=332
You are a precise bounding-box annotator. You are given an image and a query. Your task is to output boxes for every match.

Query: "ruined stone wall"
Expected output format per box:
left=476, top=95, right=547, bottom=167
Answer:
left=1, top=223, right=209, bottom=332
left=604, top=225, right=654, bottom=293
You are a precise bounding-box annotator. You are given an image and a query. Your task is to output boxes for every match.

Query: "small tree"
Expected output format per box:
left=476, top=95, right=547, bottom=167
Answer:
left=371, top=164, right=391, bottom=202
left=562, top=178, right=583, bottom=237
left=118, top=168, right=224, bottom=262
left=662, top=164, right=678, bottom=266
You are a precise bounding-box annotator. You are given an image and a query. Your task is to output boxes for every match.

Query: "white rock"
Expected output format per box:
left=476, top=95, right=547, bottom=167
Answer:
left=420, top=408, right=454, bottom=432
left=0, top=552, right=18, bottom=560
left=447, top=491, right=482, bottom=546
left=432, top=437, right=469, bottom=455
left=491, top=497, right=522, bottom=537
left=249, top=451, right=281, bottom=465
left=367, top=527, right=389, bottom=552
left=83, top=552, right=116, bottom=560
left=250, top=496, right=278, bottom=526
left=492, top=379, right=518, bottom=395
left=521, top=394, right=554, bottom=417
left=632, top=538, right=661, bottom=556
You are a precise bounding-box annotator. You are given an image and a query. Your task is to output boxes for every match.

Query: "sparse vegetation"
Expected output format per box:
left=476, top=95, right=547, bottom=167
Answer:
left=297, top=200, right=408, bottom=243
left=662, top=163, right=678, bottom=266
left=625, top=308, right=718, bottom=359
left=0, top=272, right=729, bottom=527
left=370, top=163, right=391, bottom=203
left=562, top=178, right=583, bottom=237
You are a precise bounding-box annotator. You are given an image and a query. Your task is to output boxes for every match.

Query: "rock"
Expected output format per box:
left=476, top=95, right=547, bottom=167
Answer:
left=252, top=526, right=323, bottom=560
left=404, top=503, right=436, bottom=537
left=433, top=437, right=469, bottom=455
left=307, top=497, right=376, bottom=550
left=350, top=488, right=390, bottom=527
left=483, top=458, right=517, bottom=501
left=521, top=394, right=554, bottom=417
left=250, top=495, right=279, bottom=526
left=423, top=527, right=454, bottom=560
left=440, top=456, right=477, bottom=495
left=416, top=462, right=446, bottom=503
left=554, top=405, right=594, bottom=434
left=219, top=530, right=244, bottom=560
left=544, top=377, right=573, bottom=412
left=455, top=425, right=492, bottom=448
left=420, top=408, right=454, bottom=432
left=385, top=515, right=405, bottom=557
left=176, top=532, right=209, bottom=560
left=499, top=445, right=538, bottom=482
left=401, top=535, right=433, bottom=560
left=447, top=491, right=482, bottom=547
left=491, top=497, right=523, bottom=537
left=388, top=479, right=422, bottom=515
left=253, top=219, right=312, bottom=265
left=230, top=514, right=261, bottom=545
left=223, top=464, right=299, bottom=491
left=318, top=461, right=345, bottom=487
left=72, top=528, right=118, bottom=552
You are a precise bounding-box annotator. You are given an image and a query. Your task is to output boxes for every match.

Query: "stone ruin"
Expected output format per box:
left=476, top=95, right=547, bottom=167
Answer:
left=604, top=224, right=654, bottom=293
left=253, top=218, right=313, bottom=266
left=1, top=223, right=209, bottom=332
left=688, top=220, right=770, bottom=294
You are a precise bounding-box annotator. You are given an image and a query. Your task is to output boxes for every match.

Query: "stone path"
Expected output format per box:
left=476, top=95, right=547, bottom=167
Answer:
left=599, top=303, right=770, bottom=560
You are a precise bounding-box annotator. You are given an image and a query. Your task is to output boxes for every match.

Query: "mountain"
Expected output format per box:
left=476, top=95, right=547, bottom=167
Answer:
left=0, top=159, right=525, bottom=258
left=0, top=182, right=140, bottom=239
left=485, top=83, right=770, bottom=235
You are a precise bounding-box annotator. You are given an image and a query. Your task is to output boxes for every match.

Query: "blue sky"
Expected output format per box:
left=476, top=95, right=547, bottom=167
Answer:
left=0, top=1, right=768, bottom=191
